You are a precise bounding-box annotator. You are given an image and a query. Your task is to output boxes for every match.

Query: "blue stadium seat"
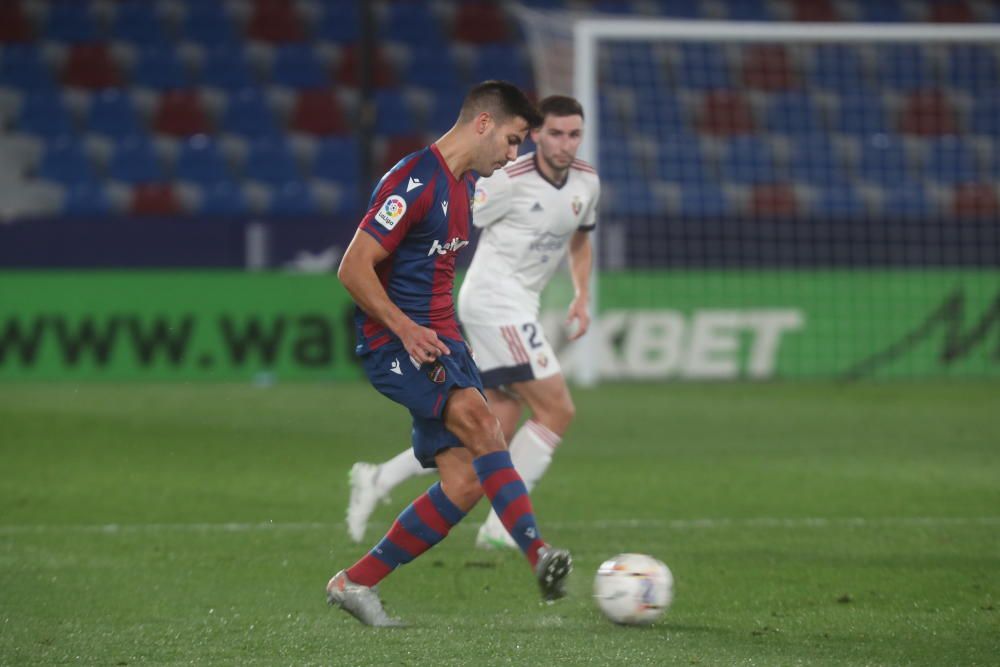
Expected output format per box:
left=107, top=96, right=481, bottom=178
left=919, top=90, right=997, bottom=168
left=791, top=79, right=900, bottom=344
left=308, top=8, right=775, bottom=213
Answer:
left=881, top=181, right=933, bottom=218
left=813, top=184, right=866, bottom=217
left=108, top=136, right=164, bottom=184
left=788, top=137, right=850, bottom=186
left=16, top=90, right=74, bottom=137
left=316, top=2, right=360, bottom=42
left=62, top=182, right=111, bottom=216
left=271, top=45, right=327, bottom=89
left=179, top=2, right=238, bottom=45
left=876, top=45, right=933, bottom=92
left=720, top=0, right=770, bottom=20
left=45, top=2, right=99, bottom=43
left=132, top=47, right=190, bottom=90
left=633, top=88, right=684, bottom=133
left=175, top=136, right=231, bottom=185
left=858, top=0, right=905, bottom=22
left=0, top=45, right=55, bottom=90
left=764, top=92, right=823, bottom=136
left=373, top=90, right=417, bottom=137
left=653, top=135, right=713, bottom=184
left=244, top=138, right=301, bottom=185
left=37, top=138, right=97, bottom=185
left=472, top=45, right=533, bottom=90
left=676, top=43, right=730, bottom=90
left=87, top=89, right=143, bottom=137
left=946, top=45, right=999, bottom=94
left=649, top=0, right=705, bottom=18
left=970, top=94, right=1000, bottom=136
left=268, top=181, right=317, bottom=215
left=427, top=91, right=467, bottom=133
left=609, top=183, right=661, bottom=217
left=380, top=2, right=445, bottom=43
left=401, top=46, right=463, bottom=94
left=810, top=45, right=869, bottom=93
left=111, top=2, right=168, bottom=44
left=221, top=89, right=279, bottom=137
left=198, top=182, right=247, bottom=215
left=924, top=137, right=981, bottom=184
left=312, top=136, right=361, bottom=185
left=858, top=136, right=910, bottom=185
left=592, top=1, right=638, bottom=14
left=679, top=184, right=730, bottom=218
left=199, top=47, right=256, bottom=90
left=720, top=136, right=780, bottom=184
left=832, top=94, right=889, bottom=135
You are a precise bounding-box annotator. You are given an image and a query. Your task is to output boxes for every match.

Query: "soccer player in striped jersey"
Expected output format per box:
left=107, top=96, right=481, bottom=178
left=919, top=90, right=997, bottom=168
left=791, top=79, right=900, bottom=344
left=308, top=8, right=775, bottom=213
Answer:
left=346, top=96, right=601, bottom=551
left=328, top=82, right=572, bottom=627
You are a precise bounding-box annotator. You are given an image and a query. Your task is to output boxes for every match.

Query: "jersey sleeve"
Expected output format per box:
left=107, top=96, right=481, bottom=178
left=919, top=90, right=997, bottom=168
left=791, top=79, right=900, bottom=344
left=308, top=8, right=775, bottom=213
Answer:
left=471, top=169, right=512, bottom=228
left=579, top=173, right=600, bottom=232
left=358, top=170, right=432, bottom=254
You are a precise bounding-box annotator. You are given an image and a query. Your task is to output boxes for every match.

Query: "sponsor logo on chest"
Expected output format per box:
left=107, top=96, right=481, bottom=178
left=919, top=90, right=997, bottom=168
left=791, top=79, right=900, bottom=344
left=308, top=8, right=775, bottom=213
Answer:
left=428, top=236, right=469, bottom=256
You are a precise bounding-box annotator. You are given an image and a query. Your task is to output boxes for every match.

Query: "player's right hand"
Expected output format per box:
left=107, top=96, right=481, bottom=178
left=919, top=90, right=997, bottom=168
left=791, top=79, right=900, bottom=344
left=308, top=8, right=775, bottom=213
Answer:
left=399, top=322, right=450, bottom=364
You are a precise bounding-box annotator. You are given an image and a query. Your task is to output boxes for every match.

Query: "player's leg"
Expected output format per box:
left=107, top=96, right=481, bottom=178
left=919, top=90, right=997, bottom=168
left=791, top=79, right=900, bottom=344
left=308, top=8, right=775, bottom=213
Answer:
left=346, top=448, right=432, bottom=543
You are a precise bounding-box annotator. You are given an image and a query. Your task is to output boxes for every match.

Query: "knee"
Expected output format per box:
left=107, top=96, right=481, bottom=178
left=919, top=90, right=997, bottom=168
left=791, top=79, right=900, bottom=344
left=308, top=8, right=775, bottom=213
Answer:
left=441, top=470, right=483, bottom=508
left=538, top=397, right=575, bottom=436
left=451, top=404, right=505, bottom=456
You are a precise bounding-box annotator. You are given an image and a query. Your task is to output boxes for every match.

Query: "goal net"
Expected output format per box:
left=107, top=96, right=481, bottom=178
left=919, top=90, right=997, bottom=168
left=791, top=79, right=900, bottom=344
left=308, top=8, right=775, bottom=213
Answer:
left=515, top=7, right=1000, bottom=383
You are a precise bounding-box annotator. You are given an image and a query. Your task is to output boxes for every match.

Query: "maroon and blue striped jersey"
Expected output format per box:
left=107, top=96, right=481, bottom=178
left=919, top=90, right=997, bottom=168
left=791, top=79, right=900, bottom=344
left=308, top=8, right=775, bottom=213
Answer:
left=354, top=144, right=476, bottom=353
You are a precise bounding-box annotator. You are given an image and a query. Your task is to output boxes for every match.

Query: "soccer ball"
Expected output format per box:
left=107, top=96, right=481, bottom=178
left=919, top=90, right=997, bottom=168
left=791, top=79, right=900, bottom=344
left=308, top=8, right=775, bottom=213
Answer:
left=593, top=553, right=674, bottom=625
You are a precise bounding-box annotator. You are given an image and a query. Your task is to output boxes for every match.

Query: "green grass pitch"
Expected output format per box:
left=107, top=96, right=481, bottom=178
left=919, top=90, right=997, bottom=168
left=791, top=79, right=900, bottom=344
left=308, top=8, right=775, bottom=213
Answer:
left=1, top=381, right=997, bottom=665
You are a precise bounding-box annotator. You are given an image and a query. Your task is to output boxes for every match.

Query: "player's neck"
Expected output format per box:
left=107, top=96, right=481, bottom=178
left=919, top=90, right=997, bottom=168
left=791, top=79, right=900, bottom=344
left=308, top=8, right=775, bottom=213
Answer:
left=534, top=152, right=569, bottom=188
left=433, top=129, right=473, bottom=181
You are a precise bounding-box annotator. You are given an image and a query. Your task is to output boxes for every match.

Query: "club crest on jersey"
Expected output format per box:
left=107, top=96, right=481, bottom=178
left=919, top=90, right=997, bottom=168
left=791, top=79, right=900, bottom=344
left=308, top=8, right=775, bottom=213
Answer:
left=571, top=196, right=583, bottom=216
left=427, top=361, right=447, bottom=384
left=375, top=194, right=407, bottom=230
left=428, top=236, right=469, bottom=256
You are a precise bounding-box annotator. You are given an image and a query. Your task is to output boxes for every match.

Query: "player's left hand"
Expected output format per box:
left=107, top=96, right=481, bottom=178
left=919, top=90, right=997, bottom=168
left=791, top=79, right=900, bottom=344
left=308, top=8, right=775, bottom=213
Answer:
left=565, top=297, right=590, bottom=341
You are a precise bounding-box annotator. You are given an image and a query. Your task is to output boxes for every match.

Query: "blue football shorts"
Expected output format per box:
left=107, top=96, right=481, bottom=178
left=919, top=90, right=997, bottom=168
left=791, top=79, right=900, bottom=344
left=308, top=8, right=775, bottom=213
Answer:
left=358, top=336, right=484, bottom=468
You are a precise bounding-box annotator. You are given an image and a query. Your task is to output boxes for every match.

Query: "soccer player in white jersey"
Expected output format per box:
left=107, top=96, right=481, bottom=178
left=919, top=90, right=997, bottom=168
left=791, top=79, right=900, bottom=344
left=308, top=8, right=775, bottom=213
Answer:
left=346, top=95, right=600, bottom=549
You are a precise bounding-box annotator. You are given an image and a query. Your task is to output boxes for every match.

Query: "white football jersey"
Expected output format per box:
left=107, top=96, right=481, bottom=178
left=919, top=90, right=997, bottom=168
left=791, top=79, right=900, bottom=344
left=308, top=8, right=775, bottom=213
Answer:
left=458, top=152, right=600, bottom=324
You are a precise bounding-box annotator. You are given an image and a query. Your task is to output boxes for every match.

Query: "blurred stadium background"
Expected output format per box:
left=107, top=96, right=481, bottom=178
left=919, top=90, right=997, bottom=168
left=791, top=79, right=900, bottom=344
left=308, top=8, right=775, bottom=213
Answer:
left=0, top=1, right=998, bottom=664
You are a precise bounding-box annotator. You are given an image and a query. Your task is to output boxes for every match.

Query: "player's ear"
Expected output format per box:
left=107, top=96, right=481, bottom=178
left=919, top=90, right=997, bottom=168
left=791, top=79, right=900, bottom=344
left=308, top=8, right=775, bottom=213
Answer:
left=475, top=111, right=493, bottom=135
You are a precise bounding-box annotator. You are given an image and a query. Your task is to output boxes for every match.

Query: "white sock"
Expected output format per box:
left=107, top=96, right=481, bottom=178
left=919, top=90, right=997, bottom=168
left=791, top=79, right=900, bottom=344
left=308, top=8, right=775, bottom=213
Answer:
left=482, top=420, right=561, bottom=535
left=376, top=448, right=431, bottom=496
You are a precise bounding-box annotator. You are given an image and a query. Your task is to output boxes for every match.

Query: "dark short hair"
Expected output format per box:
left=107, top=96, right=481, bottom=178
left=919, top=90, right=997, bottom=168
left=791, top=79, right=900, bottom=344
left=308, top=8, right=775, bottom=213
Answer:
left=538, top=95, right=584, bottom=120
left=459, top=80, right=543, bottom=127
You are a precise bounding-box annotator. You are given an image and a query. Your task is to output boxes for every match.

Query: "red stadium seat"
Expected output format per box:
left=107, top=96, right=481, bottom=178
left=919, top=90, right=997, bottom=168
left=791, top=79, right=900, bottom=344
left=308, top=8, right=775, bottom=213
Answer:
left=61, top=44, right=122, bottom=89
left=898, top=90, right=959, bottom=136
left=697, top=91, right=756, bottom=136
left=741, top=45, right=799, bottom=91
left=380, top=135, right=426, bottom=174
left=336, top=45, right=395, bottom=88
left=791, top=0, right=838, bottom=22
left=153, top=90, right=211, bottom=137
left=247, top=0, right=304, bottom=42
left=0, top=2, right=33, bottom=43
left=930, top=1, right=974, bottom=23
left=453, top=2, right=510, bottom=44
left=290, top=90, right=348, bottom=136
left=751, top=183, right=799, bottom=217
left=953, top=183, right=999, bottom=218
left=130, top=183, right=181, bottom=215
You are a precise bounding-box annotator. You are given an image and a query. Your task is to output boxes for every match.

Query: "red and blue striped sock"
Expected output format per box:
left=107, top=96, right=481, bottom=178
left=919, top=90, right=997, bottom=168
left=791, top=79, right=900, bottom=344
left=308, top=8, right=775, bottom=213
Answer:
left=474, top=450, right=546, bottom=567
left=346, top=481, right=465, bottom=587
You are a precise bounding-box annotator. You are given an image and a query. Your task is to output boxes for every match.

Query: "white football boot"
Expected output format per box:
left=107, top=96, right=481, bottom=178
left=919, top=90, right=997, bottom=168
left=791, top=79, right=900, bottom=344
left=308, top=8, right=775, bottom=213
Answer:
left=346, top=462, right=385, bottom=543
left=326, top=570, right=406, bottom=627
left=474, top=512, right=519, bottom=550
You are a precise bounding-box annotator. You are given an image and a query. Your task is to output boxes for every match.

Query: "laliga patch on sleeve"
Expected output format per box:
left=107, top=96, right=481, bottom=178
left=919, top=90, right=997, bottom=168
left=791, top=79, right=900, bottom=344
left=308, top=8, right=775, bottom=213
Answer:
left=473, top=186, right=488, bottom=209
left=375, top=194, right=407, bottom=230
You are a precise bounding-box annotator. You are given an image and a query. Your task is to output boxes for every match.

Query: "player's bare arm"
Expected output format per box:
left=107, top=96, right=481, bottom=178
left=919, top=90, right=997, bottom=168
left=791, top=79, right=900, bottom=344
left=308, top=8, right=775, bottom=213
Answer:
left=566, top=229, right=593, bottom=340
left=337, top=230, right=450, bottom=361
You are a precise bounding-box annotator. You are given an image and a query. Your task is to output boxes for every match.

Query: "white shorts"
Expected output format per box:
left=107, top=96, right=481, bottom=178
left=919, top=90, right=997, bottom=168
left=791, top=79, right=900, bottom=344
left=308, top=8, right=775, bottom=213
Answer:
left=463, top=321, right=561, bottom=388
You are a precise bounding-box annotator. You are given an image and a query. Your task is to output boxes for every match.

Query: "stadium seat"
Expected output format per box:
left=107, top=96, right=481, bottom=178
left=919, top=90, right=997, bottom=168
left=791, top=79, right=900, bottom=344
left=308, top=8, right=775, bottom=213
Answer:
left=812, top=184, right=866, bottom=217
left=720, top=0, right=770, bottom=21
left=61, top=44, right=122, bottom=89
left=608, top=183, right=661, bottom=217
left=633, top=88, right=685, bottom=134
left=132, top=47, right=191, bottom=90
left=111, top=2, right=169, bottom=44
left=880, top=181, right=933, bottom=218
left=130, top=183, right=181, bottom=215
left=453, top=2, right=511, bottom=43
left=312, top=136, right=361, bottom=186
left=247, top=0, right=305, bottom=43
left=336, top=45, right=395, bottom=88
left=930, top=1, right=974, bottom=23
left=809, top=44, right=870, bottom=93
left=401, top=46, right=463, bottom=95
left=271, top=44, right=328, bottom=89
left=832, top=94, right=889, bottom=135
left=876, top=44, right=934, bottom=92
left=788, top=137, right=850, bottom=185
left=221, top=88, right=279, bottom=137
left=373, top=90, right=417, bottom=137
left=697, top=90, right=756, bottom=136
left=678, top=183, right=731, bottom=218
left=426, top=91, right=467, bottom=134
left=720, top=136, right=780, bottom=184
left=969, top=94, right=1000, bottom=136
left=676, top=43, right=731, bottom=90
left=648, top=0, right=704, bottom=19
left=109, top=137, right=164, bottom=184
left=858, top=136, right=911, bottom=185
left=471, top=44, right=533, bottom=90
left=268, top=180, right=317, bottom=215
left=199, top=47, right=256, bottom=90
left=315, top=2, right=360, bottom=42
left=289, top=89, right=348, bottom=136
left=86, top=89, right=143, bottom=138
left=925, top=137, right=981, bottom=184
left=153, top=90, right=211, bottom=137
left=945, top=45, right=999, bottom=93
left=62, top=182, right=111, bottom=216
left=37, top=138, right=97, bottom=186
left=898, top=90, right=958, bottom=136
left=180, top=3, right=239, bottom=45
left=791, top=0, right=839, bottom=21
left=653, top=135, right=714, bottom=184
left=0, top=2, right=33, bottom=43
left=858, top=0, right=905, bottom=22
left=952, top=183, right=999, bottom=218
left=764, top=92, right=822, bottom=136
left=741, top=45, right=799, bottom=91
left=244, top=137, right=301, bottom=185
left=175, top=136, right=231, bottom=186
left=45, top=1, right=99, bottom=43
left=16, top=90, right=74, bottom=137
left=197, top=182, right=247, bottom=215
left=0, top=45, right=55, bottom=90
left=751, top=183, right=799, bottom=217
left=380, top=2, right=445, bottom=44
left=380, top=135, right=426, bottom=174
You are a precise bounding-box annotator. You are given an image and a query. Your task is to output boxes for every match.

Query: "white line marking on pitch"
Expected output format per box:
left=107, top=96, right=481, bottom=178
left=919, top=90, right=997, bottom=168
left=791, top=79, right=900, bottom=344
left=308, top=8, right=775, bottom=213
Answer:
left=0, top=516, right=997, bottom=536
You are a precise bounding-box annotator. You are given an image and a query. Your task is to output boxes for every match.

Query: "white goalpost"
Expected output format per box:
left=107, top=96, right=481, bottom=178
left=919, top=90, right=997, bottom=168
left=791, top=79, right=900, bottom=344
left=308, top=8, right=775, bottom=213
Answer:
left=516, top=7, right=1000, bottom=384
